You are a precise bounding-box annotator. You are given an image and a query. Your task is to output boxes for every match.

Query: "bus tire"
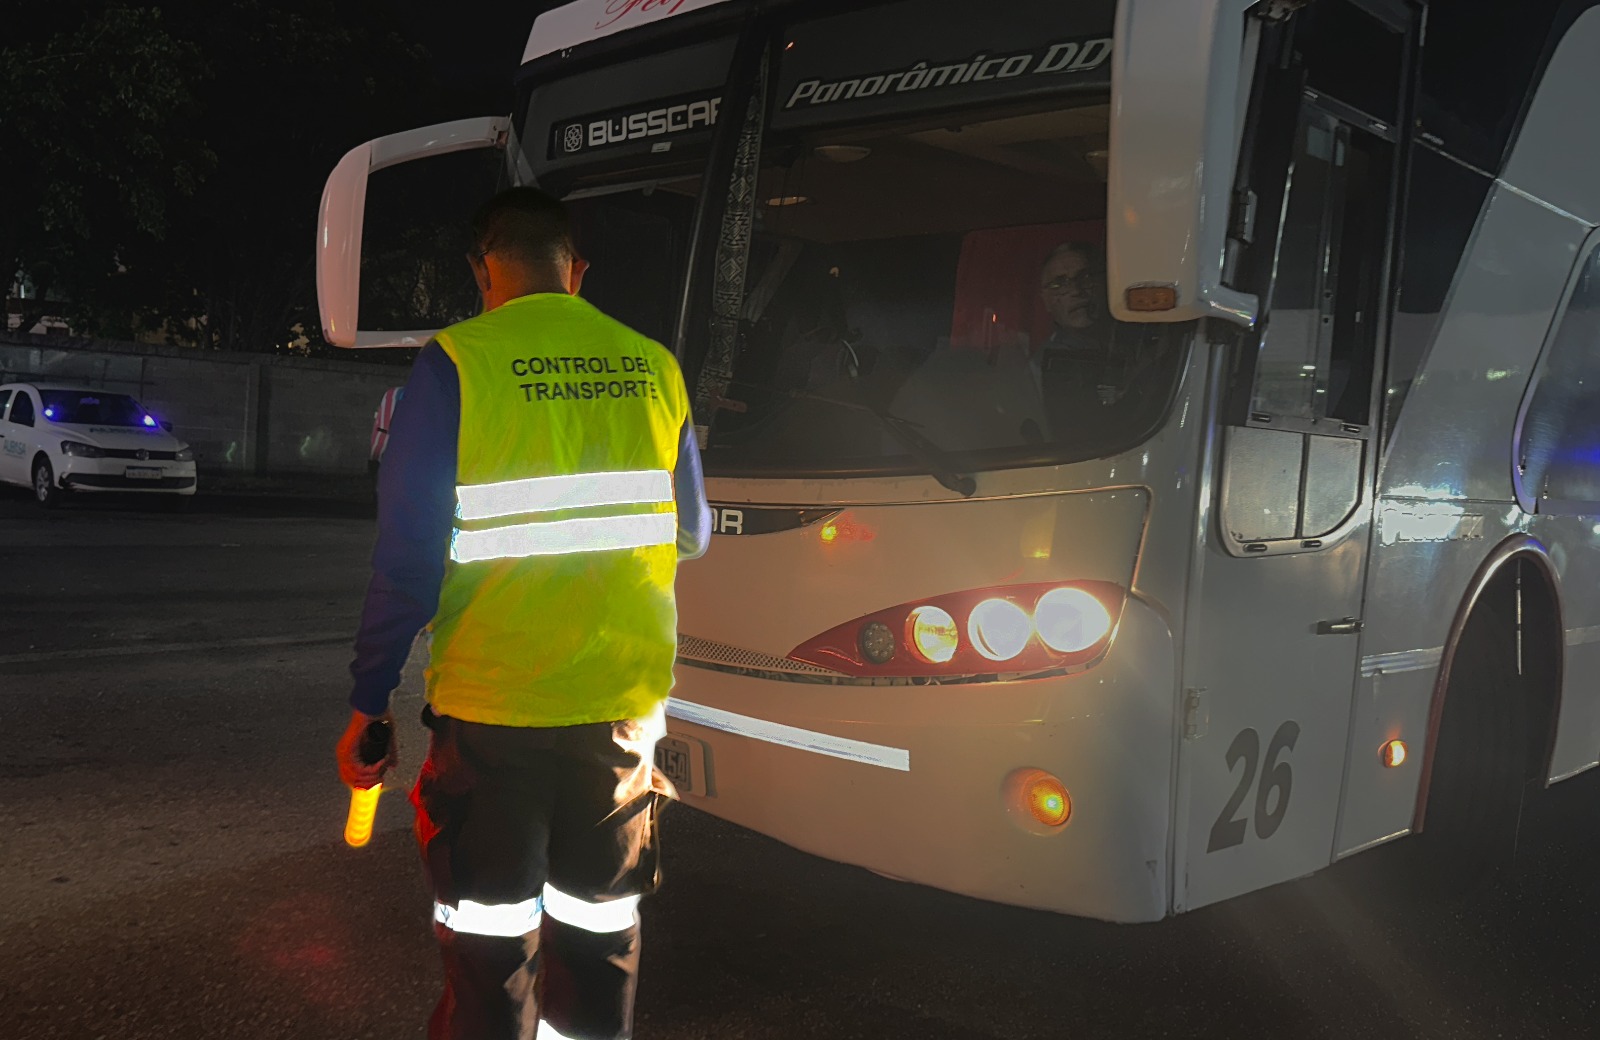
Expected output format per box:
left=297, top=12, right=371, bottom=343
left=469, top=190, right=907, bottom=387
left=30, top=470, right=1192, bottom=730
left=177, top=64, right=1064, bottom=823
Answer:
left=1408, top=599, right=1528, bottom=896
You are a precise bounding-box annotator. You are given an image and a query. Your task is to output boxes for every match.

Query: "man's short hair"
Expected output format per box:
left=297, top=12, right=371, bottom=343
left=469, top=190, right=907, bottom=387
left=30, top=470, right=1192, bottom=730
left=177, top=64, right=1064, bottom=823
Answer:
left=470, top=187, right=575, bottom=269
left=1041, top=240, right=1106, bottom=281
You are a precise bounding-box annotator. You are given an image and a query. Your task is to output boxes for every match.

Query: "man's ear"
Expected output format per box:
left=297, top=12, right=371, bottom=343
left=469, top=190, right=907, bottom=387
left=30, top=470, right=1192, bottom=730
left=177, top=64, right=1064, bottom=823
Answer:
left=568, top=257, right=590, bottom=297
left=469, top=254, right=492, bottom=298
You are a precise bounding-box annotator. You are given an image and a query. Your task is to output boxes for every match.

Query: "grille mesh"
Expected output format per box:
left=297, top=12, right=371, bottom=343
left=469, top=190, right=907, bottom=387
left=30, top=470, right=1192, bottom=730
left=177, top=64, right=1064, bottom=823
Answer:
left=677, top=635, right=843, bottom=676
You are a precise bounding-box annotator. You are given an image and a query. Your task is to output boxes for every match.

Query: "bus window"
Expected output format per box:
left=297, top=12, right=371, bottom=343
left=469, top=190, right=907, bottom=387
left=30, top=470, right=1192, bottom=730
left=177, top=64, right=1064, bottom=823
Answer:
left=1518, top=240, right=1600, bottom=512
left=696, top=100, right=1187, bottom=476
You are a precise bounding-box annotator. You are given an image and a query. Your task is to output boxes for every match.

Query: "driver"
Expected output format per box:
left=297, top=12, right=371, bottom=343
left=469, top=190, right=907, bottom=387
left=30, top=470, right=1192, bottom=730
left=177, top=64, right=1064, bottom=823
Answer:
left=1035, top=241, right=1172, bottom=439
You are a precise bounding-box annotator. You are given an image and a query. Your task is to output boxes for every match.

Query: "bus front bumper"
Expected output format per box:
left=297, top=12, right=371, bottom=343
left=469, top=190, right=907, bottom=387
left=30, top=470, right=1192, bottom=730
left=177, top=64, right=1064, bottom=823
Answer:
left=665, top=597, right=1177, bottom=923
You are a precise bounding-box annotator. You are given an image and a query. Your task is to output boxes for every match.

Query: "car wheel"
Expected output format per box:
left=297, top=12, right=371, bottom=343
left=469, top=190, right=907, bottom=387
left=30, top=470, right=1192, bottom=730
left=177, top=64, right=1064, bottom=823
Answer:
left=33, top=457, right=62, bottom=508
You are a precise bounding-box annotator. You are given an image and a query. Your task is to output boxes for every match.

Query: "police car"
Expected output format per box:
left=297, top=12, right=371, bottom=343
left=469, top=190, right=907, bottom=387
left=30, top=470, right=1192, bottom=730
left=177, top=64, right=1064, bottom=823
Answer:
left=0, top=382, right=198, bottom=507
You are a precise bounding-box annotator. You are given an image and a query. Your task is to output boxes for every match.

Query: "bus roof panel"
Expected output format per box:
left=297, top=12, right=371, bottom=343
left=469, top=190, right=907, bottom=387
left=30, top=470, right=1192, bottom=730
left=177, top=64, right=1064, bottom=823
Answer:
left=525, top=0, right=738, bottom=64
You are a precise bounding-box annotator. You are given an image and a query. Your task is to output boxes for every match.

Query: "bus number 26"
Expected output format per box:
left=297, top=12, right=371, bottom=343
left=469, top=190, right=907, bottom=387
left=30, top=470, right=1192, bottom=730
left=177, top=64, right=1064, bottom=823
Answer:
left=1206, top=721, right=1300, bottom=853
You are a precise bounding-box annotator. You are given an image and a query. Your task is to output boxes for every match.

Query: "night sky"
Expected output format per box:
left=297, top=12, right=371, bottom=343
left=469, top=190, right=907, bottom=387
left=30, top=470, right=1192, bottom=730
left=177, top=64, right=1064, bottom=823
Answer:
left=395, top=1, right=567, bottom=113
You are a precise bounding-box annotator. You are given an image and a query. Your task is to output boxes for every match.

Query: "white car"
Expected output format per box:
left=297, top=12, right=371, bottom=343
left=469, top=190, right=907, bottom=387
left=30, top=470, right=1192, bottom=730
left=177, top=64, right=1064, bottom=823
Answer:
left=0, top=382, right=198, bottom=507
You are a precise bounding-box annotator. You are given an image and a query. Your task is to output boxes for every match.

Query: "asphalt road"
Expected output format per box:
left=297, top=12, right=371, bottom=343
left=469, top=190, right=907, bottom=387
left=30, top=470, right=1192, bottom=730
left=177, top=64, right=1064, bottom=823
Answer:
left=3, top=487, right=1599, bottom=1040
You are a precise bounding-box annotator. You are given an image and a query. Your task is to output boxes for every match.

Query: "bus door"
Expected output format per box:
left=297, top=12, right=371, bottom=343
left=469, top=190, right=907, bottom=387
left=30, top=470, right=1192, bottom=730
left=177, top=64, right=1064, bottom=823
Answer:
left=1175, top=0, right=1413, bottom=912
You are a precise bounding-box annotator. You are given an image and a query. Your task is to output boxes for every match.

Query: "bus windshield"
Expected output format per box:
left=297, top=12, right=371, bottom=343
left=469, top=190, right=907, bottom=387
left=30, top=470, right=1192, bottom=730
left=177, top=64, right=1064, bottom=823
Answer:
left=517, top=0, right=1180, bottom=477
left=700, top=98, right=1188, bottom=476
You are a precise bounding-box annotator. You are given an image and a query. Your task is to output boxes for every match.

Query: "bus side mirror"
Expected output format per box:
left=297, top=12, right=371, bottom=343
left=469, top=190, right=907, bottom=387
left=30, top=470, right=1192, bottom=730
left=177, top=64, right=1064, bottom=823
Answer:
left=1106, top=0, right=1259, bottom=328
left=317, top=116, right=510, bottom=349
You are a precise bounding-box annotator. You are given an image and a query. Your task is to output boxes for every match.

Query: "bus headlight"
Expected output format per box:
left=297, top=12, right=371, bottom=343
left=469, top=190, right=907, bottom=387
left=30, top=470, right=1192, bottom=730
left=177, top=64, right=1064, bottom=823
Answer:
left=1033, top=587, right=1113, bottom=654
left=857, top=621, right=896, bottom=665
left=908, top=605, right=958, bottom=663
left=786, top=580, right=1126, bottom=677
left=969, top=598, right=1032, bottom=661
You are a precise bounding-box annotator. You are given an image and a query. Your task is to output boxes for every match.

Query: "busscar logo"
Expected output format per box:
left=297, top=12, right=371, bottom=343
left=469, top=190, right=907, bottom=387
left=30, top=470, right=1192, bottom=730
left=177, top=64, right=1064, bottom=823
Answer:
left=553, top=94, right=722, bottom=158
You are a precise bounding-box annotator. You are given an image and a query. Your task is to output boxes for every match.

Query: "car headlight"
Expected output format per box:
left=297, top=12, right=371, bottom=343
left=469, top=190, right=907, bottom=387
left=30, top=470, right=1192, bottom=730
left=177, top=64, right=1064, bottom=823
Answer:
left=60, top=440, right=106, bottom=458
left=175, top=446, right=194, bottom=462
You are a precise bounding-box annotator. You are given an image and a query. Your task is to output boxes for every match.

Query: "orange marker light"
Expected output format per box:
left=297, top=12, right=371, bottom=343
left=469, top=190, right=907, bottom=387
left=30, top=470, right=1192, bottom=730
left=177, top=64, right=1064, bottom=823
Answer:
left=1006, top=768, right=1072, bottom=829
left=1027, top=775, right=1072, bottom=827
left=818, top=513, right=874, bottom=545
left=1381, top=739, right=1408, bottom=768
left=1125, top=284, right=1179, bottom=312
left=345, top=784, right=382, bottom=847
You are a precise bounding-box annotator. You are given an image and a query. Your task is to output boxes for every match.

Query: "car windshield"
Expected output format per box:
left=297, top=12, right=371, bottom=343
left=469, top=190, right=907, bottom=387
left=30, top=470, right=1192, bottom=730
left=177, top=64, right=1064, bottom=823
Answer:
left=694, top=99, right=1188, bottom=477
left=41, top=391, right=153, bottom=427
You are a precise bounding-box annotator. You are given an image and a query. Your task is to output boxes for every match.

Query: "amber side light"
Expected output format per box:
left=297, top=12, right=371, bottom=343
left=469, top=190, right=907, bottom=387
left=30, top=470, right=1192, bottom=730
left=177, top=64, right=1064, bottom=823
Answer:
left=1125, top=284, right=1179, bottom=312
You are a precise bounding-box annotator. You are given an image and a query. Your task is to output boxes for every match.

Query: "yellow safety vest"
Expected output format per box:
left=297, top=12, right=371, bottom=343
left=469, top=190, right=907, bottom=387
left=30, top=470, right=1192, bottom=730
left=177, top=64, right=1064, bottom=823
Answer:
left=429, top=292, right=690, bottom=728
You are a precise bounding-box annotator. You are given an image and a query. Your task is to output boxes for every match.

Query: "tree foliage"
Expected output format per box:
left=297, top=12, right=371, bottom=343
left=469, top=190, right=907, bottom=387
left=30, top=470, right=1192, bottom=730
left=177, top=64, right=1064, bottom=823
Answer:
left=4, top=0, right=529, bottom=358
left=1, top=4, right=212, bottom=334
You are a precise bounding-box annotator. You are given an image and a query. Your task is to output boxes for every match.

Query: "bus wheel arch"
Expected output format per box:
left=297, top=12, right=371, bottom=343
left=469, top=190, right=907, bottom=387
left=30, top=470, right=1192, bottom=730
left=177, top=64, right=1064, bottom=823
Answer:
left=1414, top=535, right=1563, bottom=843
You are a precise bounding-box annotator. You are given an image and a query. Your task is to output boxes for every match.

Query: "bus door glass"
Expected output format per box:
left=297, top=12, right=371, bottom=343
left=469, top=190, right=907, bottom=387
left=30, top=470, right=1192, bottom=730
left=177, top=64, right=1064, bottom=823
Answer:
left=1178, top=0, right=1411, bottom=911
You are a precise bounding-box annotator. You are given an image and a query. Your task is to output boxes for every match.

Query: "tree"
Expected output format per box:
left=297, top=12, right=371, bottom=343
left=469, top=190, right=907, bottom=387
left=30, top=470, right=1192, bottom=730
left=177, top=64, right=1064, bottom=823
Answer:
left=6, top=0, right=538, bottom=356
left=0, top=4, right=212, bottom=335
left=128, top=0, right=446, bottom=355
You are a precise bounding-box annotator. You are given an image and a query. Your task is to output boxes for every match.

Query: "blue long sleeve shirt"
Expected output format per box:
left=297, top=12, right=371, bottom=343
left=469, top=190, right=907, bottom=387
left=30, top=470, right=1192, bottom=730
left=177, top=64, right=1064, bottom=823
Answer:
left=349, top=341, right=712, bottom=716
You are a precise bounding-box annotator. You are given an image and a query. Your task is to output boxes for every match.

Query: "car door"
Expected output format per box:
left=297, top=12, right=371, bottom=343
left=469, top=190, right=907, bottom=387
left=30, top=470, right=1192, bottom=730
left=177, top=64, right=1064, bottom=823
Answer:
left=0, top=388, right=35, bottom=487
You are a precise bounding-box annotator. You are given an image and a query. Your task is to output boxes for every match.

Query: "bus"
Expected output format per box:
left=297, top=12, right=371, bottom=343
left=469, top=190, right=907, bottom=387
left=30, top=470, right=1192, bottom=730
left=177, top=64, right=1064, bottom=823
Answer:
left=316, top=0, right=1600, bottom=923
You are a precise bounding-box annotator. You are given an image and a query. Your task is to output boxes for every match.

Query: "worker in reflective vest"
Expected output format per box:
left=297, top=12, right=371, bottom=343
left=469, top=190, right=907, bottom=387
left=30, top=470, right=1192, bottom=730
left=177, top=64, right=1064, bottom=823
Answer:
left=336, top=186, right=711, bottom=1040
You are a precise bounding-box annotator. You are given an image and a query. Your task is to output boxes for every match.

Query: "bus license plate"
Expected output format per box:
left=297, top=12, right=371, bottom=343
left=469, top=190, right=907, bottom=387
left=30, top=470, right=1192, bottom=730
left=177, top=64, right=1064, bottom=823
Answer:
left=655, top=736, right=697, bottom=796
left=125, top=467, right=161, bottom=480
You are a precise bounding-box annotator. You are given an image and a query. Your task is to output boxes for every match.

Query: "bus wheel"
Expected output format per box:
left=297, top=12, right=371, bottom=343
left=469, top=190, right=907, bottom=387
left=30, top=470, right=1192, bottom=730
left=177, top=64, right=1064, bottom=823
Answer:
left=1409, top=600, right=1528, bottom=896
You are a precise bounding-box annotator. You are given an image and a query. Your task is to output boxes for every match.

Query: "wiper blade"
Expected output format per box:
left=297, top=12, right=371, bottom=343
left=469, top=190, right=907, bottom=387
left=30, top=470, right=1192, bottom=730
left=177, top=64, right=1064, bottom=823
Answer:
left=787, top=389, right=977, bottom=498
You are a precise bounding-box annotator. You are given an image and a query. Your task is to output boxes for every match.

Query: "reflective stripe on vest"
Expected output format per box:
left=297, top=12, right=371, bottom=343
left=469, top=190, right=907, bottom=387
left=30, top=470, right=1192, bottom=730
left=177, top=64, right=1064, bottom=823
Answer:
left=451, top=470, right=676, bottom=563
left=457, top=470, right=671, bottom=521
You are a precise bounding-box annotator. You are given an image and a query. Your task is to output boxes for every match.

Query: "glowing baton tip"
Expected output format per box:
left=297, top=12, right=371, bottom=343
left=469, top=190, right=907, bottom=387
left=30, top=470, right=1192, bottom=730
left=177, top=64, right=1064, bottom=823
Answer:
left=344, top=718, right=392, bottom=848
left=345, top=783, right=382, bottom=848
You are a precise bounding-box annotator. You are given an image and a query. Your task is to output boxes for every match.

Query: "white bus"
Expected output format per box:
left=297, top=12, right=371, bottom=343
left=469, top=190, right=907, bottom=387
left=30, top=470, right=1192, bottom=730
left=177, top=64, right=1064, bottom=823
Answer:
left=317, top=0, right=1600, bottom=922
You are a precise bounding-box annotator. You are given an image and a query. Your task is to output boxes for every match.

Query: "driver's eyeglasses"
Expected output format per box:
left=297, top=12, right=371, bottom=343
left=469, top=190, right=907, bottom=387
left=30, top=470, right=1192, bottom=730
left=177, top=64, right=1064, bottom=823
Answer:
left=1041, top=271, right=1097, bottom=295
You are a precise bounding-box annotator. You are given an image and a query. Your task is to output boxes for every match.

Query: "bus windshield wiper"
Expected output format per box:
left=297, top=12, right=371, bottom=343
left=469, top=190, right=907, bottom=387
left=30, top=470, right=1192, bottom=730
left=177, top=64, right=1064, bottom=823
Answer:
left=786, top=389, right=977, bottom=498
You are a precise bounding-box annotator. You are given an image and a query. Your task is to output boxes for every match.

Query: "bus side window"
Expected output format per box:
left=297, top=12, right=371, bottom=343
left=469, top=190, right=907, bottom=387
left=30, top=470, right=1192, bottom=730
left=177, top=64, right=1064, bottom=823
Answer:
left=1518, top=241, right=1600, bottom=512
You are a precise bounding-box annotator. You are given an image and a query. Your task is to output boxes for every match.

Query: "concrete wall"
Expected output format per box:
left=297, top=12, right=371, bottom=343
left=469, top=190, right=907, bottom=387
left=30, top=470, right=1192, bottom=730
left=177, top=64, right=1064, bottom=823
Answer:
left=0, top=333, right=409, bottom=475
